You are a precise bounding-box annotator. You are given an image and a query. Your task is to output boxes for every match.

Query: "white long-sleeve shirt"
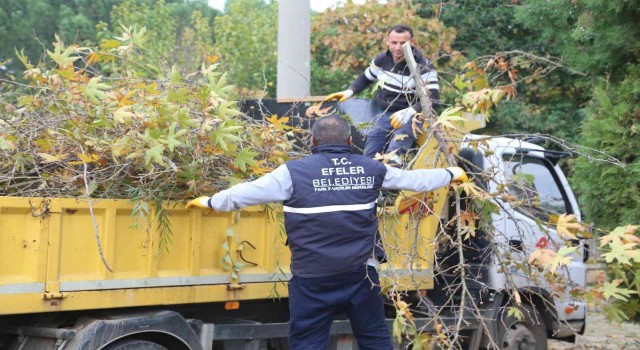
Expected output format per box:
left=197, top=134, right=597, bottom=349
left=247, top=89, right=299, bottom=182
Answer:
left=209, top=164, right=452, bottom=211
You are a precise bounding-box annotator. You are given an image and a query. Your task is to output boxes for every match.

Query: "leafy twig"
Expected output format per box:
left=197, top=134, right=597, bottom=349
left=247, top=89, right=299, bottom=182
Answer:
left=80, top=145, right=113, bottom=273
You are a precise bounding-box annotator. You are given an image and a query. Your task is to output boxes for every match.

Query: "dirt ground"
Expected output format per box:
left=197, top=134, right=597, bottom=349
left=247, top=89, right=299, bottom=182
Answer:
left=548, top=311, right=640, bottom=350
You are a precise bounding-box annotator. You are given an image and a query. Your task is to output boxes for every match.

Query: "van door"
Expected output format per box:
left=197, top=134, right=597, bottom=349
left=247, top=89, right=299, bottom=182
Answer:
left=500, top=152, right=587, bottom=322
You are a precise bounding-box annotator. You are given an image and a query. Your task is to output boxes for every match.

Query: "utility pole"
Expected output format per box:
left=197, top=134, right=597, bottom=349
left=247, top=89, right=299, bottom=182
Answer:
left=277, top=0, right=311, bottom=101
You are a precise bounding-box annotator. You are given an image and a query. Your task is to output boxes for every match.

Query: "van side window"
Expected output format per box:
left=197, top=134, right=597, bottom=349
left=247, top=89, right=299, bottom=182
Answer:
left=503, top=155, right=570, bottom=220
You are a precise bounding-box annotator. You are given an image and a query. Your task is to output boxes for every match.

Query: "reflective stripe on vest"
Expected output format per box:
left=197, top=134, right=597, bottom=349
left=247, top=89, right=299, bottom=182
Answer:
left=283, top=201, right=376, bottom=214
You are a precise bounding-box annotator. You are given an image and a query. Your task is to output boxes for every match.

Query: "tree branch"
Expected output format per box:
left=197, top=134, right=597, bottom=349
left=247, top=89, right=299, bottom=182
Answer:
left=401, top=42, right=457, bottom=167
left=481, top=50, right=588, bottom=77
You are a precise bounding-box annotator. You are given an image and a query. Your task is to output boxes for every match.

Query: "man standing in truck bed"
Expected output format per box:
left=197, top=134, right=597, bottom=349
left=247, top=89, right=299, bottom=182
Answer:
left=186, top=114, right=465, bottom=350
left=325, top=24, right=440, bottom=165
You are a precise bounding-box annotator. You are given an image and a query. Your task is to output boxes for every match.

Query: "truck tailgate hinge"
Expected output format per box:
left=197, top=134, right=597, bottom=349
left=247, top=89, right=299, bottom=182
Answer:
left=43, top=292, right=66, bottom=300
left=226, top=283, right=246, bottom=290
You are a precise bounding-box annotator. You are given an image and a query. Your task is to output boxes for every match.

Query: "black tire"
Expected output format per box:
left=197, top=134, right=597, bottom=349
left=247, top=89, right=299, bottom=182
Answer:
left=103, top=339, right=168, bottom=350
left=497, top=304, right=547, bottom=350
left=268, top=337, right=290, bottom=350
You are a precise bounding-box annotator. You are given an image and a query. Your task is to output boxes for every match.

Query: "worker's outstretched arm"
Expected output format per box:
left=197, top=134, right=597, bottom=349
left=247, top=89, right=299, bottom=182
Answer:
left=324, top=58, right=380, bottom=102
left=186, top=164, right=293, bottom=212
left=324, top=89, right=354, bottom=102
left=381, top=166, right=467, bottom=192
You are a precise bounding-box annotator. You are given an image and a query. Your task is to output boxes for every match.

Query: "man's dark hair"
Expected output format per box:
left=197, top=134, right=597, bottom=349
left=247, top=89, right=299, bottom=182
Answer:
left=312, top=114, right=351, bottom=145
left=388, top=24, right=413, bottom=38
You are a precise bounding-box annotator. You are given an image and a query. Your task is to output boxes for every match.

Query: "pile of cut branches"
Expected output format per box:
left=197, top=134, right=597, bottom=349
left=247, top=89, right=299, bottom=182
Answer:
left=0, top=29, right=304, bottom=201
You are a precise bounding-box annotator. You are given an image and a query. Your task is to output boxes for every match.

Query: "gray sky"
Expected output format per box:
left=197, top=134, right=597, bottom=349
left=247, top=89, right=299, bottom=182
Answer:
left=207, top=0, right=366, bottom=13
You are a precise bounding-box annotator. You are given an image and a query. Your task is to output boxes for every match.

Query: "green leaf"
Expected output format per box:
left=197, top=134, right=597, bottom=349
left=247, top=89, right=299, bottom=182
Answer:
left=547, top=246, right=576, bottom=273
left=144, top=145, right=165, bottom=166
left=170, top=65, right=182, bottom=83
left=412, top=337, right=423, bottom=350
left=452, top=74, right=469, bottom=90
left=166, top=123, right=186, bottom=152
left=222, top=240, right=229, bottom=251
left=602, top=280, right=637, bottom=301
left=47, top=37, right=80, bottom=68
left=218, top=100, right=241, bottom=117
left=278, top=267, right=287, bottom=278
left=234, top=149, right=258, bottom=173
left=15, top=48, right=34, bottom=70
left=222, top=257, right=231, bottom=270
left=87, top=181, right=98, bottom=195
left=226, top=228, right=234, bottom=237
left=168, top=87, right=191, bottom=103
left=507, top=306, right=524, bottom=321
left=490, top=89, right=506, bottom=104
left=113, top=107, right=133, bottom=124
left=603, top=304, right=629, bottom=323
left=84, top=76, right=111, bottom=103
left=369, top=75, right=389, bottom=97
left=392, top=316, right=404, bottom=344
left=0, top=137, right=15, bottom=151
left=602, top=239, right=640, bottom=265
left=197, top=86, right=211, bottom=106
left=435, top=107, right=465, bottom=129
left=556, top=245, right=578, bottom=256
left=210, top=124, right=243, bottom=151
left=17, top=95, right=34, bottom=107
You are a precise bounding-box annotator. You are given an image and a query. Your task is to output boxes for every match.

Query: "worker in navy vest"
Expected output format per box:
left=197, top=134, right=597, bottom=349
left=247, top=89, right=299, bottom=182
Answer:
left=186, top=114, right=466, bottom=350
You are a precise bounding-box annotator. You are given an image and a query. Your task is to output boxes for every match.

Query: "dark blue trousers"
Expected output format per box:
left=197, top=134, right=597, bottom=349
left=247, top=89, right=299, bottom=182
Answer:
left=287, top=265, right=393, bottom=350
left=363, top=105, right=422, bottom=159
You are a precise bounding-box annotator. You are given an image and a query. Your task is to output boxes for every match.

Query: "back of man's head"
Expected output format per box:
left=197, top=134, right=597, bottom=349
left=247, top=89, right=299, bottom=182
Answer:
left=312, top=114, right=351, bottom=146
left=388, top=24, right=413, bottom=38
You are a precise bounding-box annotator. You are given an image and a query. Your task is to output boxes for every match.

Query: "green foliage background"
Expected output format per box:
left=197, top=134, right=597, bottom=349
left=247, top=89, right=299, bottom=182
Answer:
left=0, top=0, right=118, bottom=63
left=214, top=0, right=277, bottom=97
left=0, top=0, right=639, bottom=319
left=571, top=66, right=640, bottom=230
left=410, top=0, right=639, bottom=235
left=0, top=0, right=219, bottom=74
left=516, top=0, right=640, bottom=320
left=514, top=0, right=639, bottom=229
left=414, top=0, right=589, bottom=142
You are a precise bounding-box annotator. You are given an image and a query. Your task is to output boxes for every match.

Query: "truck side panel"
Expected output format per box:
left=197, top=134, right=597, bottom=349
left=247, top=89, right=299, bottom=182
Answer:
left=0, top=198, right=49, bottom=295
left=0, top=189, right=446, bottom=316
left=0, top=197, right=291, bottom=315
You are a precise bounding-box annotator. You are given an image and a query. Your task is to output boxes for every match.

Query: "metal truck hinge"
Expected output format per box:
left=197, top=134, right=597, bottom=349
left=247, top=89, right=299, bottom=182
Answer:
left=29, top=198, right=51, bottom=217
left=226, top=284, right=246, bottom=290
left=43, top=292, right=65, bottom=300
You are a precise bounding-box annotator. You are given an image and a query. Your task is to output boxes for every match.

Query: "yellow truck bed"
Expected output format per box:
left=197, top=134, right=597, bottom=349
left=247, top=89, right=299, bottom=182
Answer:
left=0, top=191, right=444, bottom=316
left=0, top=197, right=292, bottom=315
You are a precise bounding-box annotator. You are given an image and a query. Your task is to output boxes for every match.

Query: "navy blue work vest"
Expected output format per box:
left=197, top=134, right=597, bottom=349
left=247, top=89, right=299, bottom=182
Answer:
left=283, top=144, right=387, bottom=278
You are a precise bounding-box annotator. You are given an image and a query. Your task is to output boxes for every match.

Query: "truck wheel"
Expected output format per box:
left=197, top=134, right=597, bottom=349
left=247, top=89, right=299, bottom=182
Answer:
left=268, top=337, right=290, bottom=350
left=497, top=304, right=547, bottom=350
left=103, top=339, right=168, bottom=350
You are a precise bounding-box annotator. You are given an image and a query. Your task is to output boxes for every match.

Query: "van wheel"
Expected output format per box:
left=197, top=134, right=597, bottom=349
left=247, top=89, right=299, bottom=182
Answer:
left=103, top=339, right=168, bottom=350
left=497, top=304, right=547, bottom=350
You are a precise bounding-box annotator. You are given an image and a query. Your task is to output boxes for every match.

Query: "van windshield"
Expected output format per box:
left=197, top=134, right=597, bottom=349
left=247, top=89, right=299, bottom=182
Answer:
left=502, top=155, right=570, bottom=220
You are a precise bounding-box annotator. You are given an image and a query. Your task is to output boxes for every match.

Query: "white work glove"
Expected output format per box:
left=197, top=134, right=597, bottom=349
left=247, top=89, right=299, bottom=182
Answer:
left=446, top=167, right=468, bottom=183
left=389, top=106, right=416, bottom=129
left=185, top=196, right=212, bottom=209
left=324, top=89, right=354, bottom=102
